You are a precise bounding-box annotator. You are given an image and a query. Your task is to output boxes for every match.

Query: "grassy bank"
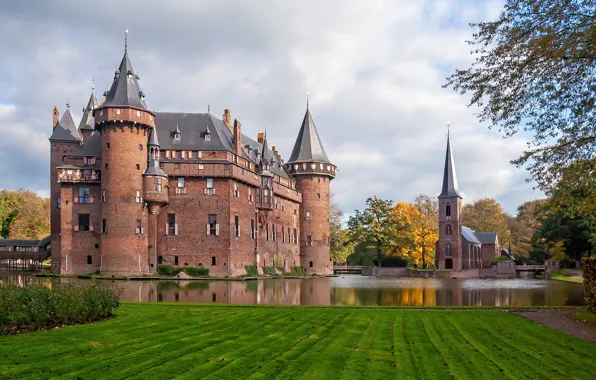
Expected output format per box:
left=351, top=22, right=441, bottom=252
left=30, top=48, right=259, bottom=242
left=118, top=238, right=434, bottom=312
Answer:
left=1, top=304, right=595, bottom=379
left=551, top=271, right=584, bottom=283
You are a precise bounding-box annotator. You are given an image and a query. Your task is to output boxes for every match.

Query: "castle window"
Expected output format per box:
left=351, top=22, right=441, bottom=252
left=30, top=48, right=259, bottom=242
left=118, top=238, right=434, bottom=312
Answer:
left=174, top=256, right=179, bottom=266
left=136, top=164, right=140, bottom=170
left=266, top=223, right=269, bottom=240
left=212, top=256, right=216, bottom=266
left=250, top=219, right=256, bottom=240
left=158, top=256, right=163, bottom=264
left=306, top=211, right=311, bottom=221
left=248, top=188, right=253, bottom=202
left=167, top=214, right=176, bottom=236
left=192, top=151, right=198, bottom=159
left=102, top=219, right=107, bottom=234
left=307, top=235, right=312, bottom=246
left=445, top=224, right=452, bottom=236
left=208, top=214, right=218, bottom=236
left=78, top=214, right=90, bottom=232
left=105, top=163, right=109, bottom=170
left=318, top=178, right=321, bottom=183
left=160, top=151, right=166, bottom=159
left=135, top=190, right=141, bottom=203
left=446, top=203, right=451, bottom=218
left=294, top=228, right=297, bottom=244
left=87, top=255, right=92, bottom=265
left=138, top=145, right=143, bottom=151
left=153, top=178, right=162, bottom=192
left=263, top=190, right=270, bottom=205
left=317, top=193, right=320, bottom=199
left=281, top=226, right=285, bottom=243
left=198, top=164, right=204, bottom=170
left=78, top=187, right=90, bottom=203
left=293, top=208, right=297, bottom=215
left=62, top=155, right=67, bottom=162
left=84, top=157, right=95, bottom=165
left=445, top=244, right=453, bottom=257
left=57, top=197, right=61, bottom=209
left=234, top=215, right=240, bottom=237
left=272, top=224, right=276, bottom=242
left=136, top=220, right=142, bottom=234
left=175, top=163, right=180, bottom=169
left=206, top=178, right=214, bottom=195
left=177, top=178, right=185, bottom=194
left=309, top=261, right=313, bottom=268
left=176, top=151, right=182, bottom=159
left=101, top=189, right=106, bottom=203
left=107, top=143, right=110, bottom=149
left=233, top=183, right=239, bottom=198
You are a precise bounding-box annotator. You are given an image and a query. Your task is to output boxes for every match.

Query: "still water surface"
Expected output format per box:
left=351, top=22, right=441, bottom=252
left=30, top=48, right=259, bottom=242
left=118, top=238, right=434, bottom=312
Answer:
left=0, top=274, right=584, bottom=307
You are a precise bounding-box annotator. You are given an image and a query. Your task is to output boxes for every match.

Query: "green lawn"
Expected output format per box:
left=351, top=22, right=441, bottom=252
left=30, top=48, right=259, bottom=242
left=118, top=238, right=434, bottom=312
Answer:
left=551, top=272, right=584, bottom=283
left=1, top=304, right=595, bottom=380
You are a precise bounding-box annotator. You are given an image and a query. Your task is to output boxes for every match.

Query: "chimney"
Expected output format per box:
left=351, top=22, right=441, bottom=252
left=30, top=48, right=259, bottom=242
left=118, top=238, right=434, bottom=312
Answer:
left=257, top=132, right=265, bottom=145
left=222, top=109, right=233, bottom=132
left=52, top=106, right=59, bottom=129
left=233, top=119, right=242, bottom=156
left=272, top=146, right=282, bottom=163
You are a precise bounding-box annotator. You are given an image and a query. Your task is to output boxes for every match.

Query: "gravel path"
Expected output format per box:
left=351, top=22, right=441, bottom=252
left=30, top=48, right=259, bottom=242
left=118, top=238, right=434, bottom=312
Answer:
left=512, top=309, right=596, bottom=344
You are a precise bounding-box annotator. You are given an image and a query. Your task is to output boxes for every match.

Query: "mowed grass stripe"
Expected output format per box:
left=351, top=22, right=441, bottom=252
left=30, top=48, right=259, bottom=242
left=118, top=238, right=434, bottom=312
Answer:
left=33, top=308, right=258, bottom=379
left=173, top=310, right=322, bottom=379
left=1, top=304, right=596, bottom=380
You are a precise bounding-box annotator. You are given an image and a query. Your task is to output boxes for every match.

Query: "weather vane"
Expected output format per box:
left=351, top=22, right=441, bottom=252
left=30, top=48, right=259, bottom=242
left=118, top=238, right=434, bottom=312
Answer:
left=306, top=92, right=310, bottom=108
left=125, top=29, right=128, bottom=53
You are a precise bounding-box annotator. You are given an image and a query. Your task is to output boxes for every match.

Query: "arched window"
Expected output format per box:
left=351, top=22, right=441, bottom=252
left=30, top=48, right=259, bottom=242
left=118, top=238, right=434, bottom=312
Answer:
left=445, top=224, right=452, bottom=236
left=446, top=203, right=451, bottom=217
left=445, top=244, right=453, bottom=257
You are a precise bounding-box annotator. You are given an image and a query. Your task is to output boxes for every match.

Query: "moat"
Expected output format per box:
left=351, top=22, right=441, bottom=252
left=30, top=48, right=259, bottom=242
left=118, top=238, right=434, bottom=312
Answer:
left=1, top=273, right=584, bottom=307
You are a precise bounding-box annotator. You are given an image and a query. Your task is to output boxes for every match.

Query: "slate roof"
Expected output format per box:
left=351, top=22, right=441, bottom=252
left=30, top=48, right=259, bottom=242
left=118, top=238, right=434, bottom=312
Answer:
left=79, top=90, right=98, bottom=131
left=439, top=132, right=461, bottom=198
left=462, top=226, right=481, bottom=244
left=144, top=128, right=168, bottom=178
left=0, top=236, right=51, bottom=247
left=101, top=51, right=147, bottom=109
left=71, top=132, right=101, bottom=157
left=474, top=232, right=498, bottom=245
left=49, top=107, right=82, bottom=142
left=154, top=112, right=292, bottom=180
left=287, top=108, right=331, bottom=164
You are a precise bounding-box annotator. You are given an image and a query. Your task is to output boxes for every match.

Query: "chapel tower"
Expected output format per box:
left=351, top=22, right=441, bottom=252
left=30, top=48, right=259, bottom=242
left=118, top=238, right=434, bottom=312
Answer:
left=286, top=105, right=336, bottom=275
left=94, top=32, right=155, bottom=274
left=437, top=131, right=463, bottom=270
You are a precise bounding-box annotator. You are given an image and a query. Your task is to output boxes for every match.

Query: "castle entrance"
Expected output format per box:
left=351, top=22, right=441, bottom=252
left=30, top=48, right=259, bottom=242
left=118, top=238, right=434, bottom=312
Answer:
left=445, top=258, right=453, bottom=269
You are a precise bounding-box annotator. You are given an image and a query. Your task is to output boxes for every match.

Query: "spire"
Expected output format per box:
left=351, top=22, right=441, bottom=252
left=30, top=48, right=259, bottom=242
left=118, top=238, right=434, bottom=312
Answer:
left=287, top=106, right=331, bottom=164
left=259, top=132, right=273, bottom=175
left=101, top=30, right=147, bottom=110
left=49, top=103, right=81, bottom=142
left=79, top=80, right=99, bottom=131
left=143, top=128, right=167, bottom=178
left=439, top=129, right=461, bottom=198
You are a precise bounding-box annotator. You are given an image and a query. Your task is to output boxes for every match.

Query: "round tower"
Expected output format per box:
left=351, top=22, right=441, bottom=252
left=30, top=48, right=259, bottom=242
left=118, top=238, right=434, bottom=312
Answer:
left=286, top=106, right=336, bottom=275
left=94, top=34, right=155, bottom=275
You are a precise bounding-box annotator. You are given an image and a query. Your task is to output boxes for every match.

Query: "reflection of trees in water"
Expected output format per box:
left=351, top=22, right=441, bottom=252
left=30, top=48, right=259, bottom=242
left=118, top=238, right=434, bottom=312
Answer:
left=0, top=275, right=585, bottom=306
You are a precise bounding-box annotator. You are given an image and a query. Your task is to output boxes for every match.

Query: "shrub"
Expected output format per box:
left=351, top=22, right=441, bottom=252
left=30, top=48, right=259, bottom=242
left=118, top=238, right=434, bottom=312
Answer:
left=245, top=265, right=258, bottom=276
left=157, top=265, right=183, bottom=276
left=183, top=267, right=210, bottom=277
left=293, top=266, right=304, bottom=275
left=491, top=256, right=509, bottom=266
left=374, top=256, right=408, bottom=268
left=583, top=257, right=596, bottom=313
left=263, top=266, right=276, bottom=276
left=273, top=256, right=284, bottom=272
left=0, top=283, right=120, bottom=335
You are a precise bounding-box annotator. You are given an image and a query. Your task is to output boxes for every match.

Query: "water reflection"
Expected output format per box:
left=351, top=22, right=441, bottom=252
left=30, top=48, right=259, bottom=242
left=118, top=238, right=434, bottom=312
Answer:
left=0, top=274, right=584, bottom=307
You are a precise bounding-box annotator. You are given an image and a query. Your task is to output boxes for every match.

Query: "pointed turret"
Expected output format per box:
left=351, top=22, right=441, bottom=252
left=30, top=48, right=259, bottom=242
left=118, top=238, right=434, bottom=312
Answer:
left=49, top=103, right=82, bottom=142
left=101, top=38, right=147, bottom=109
left=439, top=131, right=461, bottom=198
left=260, top=133, right=272, bottom=172
left=79, top=81, right=99, bottom=143
left=143, top=128, right=167, bottom=178
left=287, top=107, right=331, bottom=164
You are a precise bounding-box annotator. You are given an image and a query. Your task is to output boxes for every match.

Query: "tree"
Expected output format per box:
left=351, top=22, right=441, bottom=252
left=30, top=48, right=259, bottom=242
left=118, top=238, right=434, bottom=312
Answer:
left=347, top=197, right=402, bottom=266
left=414, top=194, right=439, bottom=267
left=444, top=0, right=596, bottom=216
left=0, top=189, right=50, bottom=240
left=329, top=195, right=353, bottom=264
left=507, top=199, right=548, bottom=258
left=462, top=198, right=511, bottom=246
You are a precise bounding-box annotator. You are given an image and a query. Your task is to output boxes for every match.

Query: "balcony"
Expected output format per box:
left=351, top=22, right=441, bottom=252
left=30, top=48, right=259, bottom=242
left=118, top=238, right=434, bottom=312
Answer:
left=57, top=166, right=100, bottom=183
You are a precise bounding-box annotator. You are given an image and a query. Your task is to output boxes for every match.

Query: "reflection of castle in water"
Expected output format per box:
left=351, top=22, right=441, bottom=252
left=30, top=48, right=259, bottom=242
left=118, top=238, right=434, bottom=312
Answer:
left=0, top=275, right=583, bottom=307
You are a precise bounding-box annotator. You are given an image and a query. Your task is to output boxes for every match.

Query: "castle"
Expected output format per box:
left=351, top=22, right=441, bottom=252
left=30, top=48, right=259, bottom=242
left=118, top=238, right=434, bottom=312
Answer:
left=436, top=132, right=501, bottom=271
left=49, top=41, right=336, bottom=276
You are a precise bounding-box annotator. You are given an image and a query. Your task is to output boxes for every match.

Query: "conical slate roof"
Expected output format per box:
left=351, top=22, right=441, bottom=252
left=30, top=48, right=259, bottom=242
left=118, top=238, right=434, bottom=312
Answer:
left=148, top=126, right=160, bottom=146
left=49, top=106, right=82, bottom=142
left=143, top=128, right=168, bottom=178
left=79, top=89, right=98, bottom=131
left=102, top=50, right=147, bottom=109
left=439, top=132, right=461, bottom=198
left=287, top=107, right=331, bottom=164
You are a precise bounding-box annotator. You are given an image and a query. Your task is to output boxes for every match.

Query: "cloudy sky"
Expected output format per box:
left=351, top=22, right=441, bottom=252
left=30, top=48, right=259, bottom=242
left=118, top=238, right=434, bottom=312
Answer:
left=0, top=0, right=542, bottom=216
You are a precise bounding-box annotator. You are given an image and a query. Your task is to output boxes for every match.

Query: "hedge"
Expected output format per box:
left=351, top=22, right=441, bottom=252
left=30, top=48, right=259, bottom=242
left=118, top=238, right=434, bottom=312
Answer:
left=491, top=256, right=509, bottom=265
left=263, top=266, right=276, bottom=275
left=0, top=283, right=120, bottom=334
left=294, top=266, right=304, bottom=275
left=157, top=265, right=210, bottom=277
left=245, top=265, right=258, bottom=276
left=156, top=265, right=183, bottom=276
left=583, top=257, right=596, bottom=313
left=183, top=267, right=210, bottom=277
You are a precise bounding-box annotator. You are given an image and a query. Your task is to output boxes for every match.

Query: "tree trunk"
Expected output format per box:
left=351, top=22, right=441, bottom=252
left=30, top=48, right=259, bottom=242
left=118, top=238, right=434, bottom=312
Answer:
left=376, top=241, right=382, bottom=267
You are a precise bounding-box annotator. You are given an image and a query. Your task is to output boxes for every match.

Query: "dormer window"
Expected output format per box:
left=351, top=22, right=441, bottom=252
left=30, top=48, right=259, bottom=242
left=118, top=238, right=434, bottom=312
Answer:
left=127, top=70, right=133, bottom=79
